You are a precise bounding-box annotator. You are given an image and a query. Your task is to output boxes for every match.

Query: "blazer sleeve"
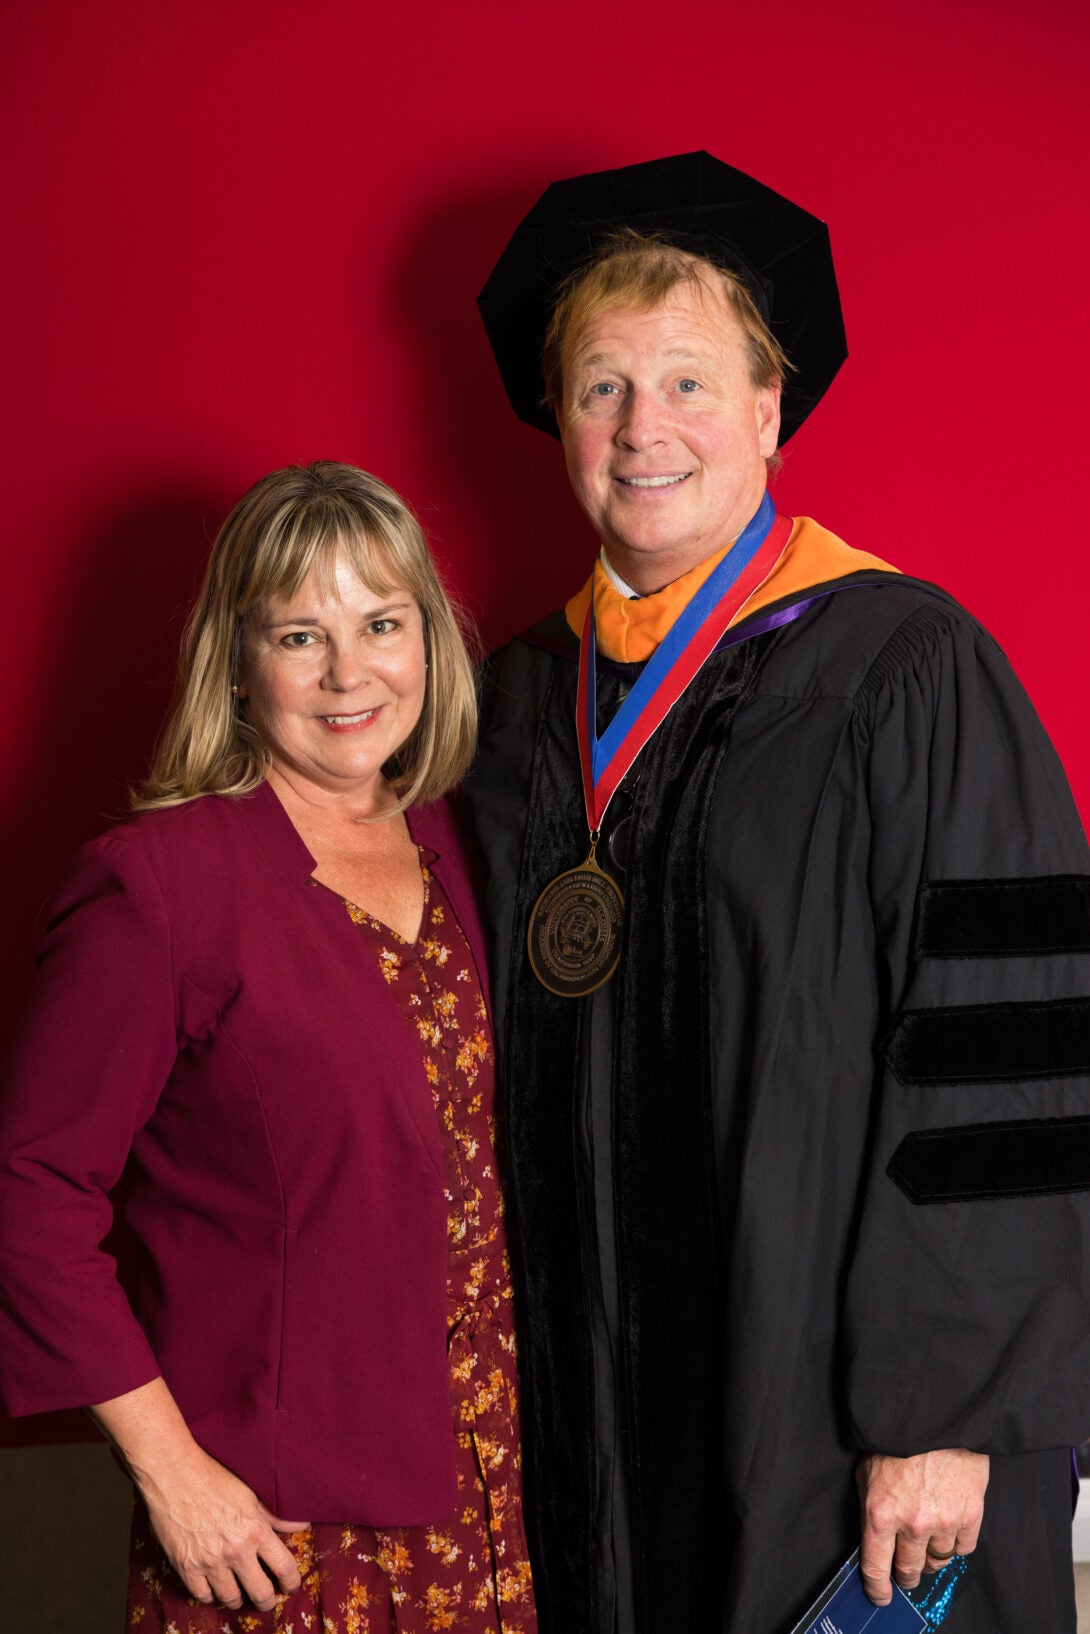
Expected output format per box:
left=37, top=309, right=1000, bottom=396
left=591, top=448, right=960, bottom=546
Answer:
left=0, top=831, right=177, bottom=1414
left=843, top=600, right=1090, bottom=1456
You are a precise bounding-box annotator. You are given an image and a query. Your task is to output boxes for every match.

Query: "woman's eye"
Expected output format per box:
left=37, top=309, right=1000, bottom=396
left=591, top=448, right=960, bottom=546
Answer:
left=368, top=618, right=398, bottom=636
left=281, top=631, right=316, bottom=648
left=589, top=382, right=619, bottom=398
left=677, top=378, right=701, bottom=394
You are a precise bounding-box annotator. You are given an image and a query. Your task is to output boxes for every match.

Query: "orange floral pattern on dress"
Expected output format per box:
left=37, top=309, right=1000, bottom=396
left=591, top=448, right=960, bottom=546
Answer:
left=126, top=856, right=536, bottom=1634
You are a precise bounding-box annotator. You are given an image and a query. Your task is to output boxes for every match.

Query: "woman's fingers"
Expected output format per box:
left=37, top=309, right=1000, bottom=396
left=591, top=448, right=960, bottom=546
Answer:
left=204, top=1563, right=248, bottom=1611
left=173, top=1523, right=301, bottom=1611
left=208, top=1525, right=305, bottom=1611
left=218, top=1553, right=276, bottom=1613
left=170, top=1520, right=298, bottom=1610
left=143, top=1457, right=311, bottom=1609
left=182, top=1570, right=215, bottom=1605
left=254, top=1517, right=306, bottom=1595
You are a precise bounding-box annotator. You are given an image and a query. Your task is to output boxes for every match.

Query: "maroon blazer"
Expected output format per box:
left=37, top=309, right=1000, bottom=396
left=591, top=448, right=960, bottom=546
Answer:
left=0, top=781, right=492, bottom=1522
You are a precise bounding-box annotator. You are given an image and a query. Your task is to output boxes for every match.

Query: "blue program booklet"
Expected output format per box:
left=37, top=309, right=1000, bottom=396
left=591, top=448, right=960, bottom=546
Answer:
left=789, top=1550, right=930, bottom=1634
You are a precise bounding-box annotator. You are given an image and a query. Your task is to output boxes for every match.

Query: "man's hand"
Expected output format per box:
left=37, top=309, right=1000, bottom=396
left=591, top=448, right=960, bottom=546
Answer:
left=856, top=1448, right=989, bottom=1606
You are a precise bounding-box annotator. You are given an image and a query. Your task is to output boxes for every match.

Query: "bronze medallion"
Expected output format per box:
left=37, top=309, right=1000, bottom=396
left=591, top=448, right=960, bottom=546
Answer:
left=527, top=856, right=624, bottom=997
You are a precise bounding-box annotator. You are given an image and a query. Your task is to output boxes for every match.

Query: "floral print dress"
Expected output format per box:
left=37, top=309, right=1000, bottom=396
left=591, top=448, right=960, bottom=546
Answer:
left=126, top=855, right=537, bottom=1634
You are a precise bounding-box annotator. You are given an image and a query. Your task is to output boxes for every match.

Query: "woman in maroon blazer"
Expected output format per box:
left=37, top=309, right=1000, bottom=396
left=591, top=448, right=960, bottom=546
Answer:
left=0, top=463, right=537, bottom=1632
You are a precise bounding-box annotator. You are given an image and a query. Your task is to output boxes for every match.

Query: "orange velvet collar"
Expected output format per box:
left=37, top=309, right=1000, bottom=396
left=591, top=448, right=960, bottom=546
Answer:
left=564, top=517, right=899, bottom=664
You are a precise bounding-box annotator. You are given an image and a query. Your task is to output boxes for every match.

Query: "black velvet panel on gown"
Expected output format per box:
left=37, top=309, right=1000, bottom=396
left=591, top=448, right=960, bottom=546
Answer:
left=500, top=633, right=773, bottom=1634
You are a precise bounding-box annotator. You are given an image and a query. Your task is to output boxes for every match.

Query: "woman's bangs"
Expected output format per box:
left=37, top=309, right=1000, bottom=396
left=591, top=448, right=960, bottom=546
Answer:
left=239, top=503, right=401, bottom=613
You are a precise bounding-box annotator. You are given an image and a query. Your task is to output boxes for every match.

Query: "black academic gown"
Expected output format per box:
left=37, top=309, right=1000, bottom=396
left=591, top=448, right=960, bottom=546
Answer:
left=463, top=569, right=1090, bottom=1634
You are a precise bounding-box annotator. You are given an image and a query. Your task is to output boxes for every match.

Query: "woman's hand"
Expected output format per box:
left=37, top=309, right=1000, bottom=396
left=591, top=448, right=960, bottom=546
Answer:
left=91, top=1377, right=309, bottom=1610
left=136, top=1440, right=307, bottom=1609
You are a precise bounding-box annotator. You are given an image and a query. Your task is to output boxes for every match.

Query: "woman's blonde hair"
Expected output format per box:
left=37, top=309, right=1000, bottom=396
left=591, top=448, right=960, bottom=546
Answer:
left=135, top=462, right=478, bottom=814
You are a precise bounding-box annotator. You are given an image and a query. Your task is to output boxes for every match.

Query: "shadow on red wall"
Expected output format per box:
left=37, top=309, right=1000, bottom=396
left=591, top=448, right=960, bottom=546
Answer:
left=1, top=491, right=231, bottom=1449
left=385, top=178, right=599, bottom=647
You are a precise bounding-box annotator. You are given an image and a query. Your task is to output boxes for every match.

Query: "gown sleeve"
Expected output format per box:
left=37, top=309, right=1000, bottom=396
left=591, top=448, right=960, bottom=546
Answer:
left=843, top=598, right=1090, bottom=1456
left=0, top=832, right=174, bottom=1415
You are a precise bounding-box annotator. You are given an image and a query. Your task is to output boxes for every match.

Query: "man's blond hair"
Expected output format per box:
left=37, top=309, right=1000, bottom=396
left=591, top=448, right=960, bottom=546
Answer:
left=542, top=229, right=793, bottom=421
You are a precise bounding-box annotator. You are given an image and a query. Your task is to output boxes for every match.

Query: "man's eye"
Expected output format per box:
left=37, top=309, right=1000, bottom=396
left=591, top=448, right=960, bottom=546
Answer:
left=678, top=378, right=701, bottom=393
left=589, top=382, right=619, bottom=398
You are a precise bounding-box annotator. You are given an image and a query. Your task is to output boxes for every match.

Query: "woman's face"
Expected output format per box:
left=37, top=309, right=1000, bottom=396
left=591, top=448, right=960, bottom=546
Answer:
left=238, top=546, right=427, bottom=806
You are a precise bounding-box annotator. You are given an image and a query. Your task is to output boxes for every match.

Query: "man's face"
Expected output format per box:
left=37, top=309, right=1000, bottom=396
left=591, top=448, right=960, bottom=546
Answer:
left=559, top=275, right=781, bottom=592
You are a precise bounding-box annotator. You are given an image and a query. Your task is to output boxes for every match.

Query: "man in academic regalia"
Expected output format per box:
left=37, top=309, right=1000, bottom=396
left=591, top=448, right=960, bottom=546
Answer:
left=464, top=153, right=1090, bottom=1634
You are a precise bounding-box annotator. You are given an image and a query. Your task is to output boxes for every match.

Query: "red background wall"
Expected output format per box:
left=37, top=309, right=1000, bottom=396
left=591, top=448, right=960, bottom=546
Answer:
left=2, top=0, right=1087, bottom=1445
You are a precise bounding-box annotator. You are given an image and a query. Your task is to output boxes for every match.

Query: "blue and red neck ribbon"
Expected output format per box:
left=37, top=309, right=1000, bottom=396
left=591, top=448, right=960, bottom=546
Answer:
left=576, top=491, right=793, bottom=833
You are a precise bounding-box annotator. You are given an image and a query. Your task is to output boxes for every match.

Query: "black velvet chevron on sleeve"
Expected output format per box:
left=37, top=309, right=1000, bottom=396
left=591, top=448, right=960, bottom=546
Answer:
left=882, top=997, right=1090, bottom=1085
left=914, top=875, right=1090, bottom=959
left=888, top=1116, right=1090, bottom=1203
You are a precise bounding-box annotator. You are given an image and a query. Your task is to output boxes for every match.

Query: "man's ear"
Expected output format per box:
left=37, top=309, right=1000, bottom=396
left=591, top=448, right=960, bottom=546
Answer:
left=756, top=385, right=781, bottom=459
